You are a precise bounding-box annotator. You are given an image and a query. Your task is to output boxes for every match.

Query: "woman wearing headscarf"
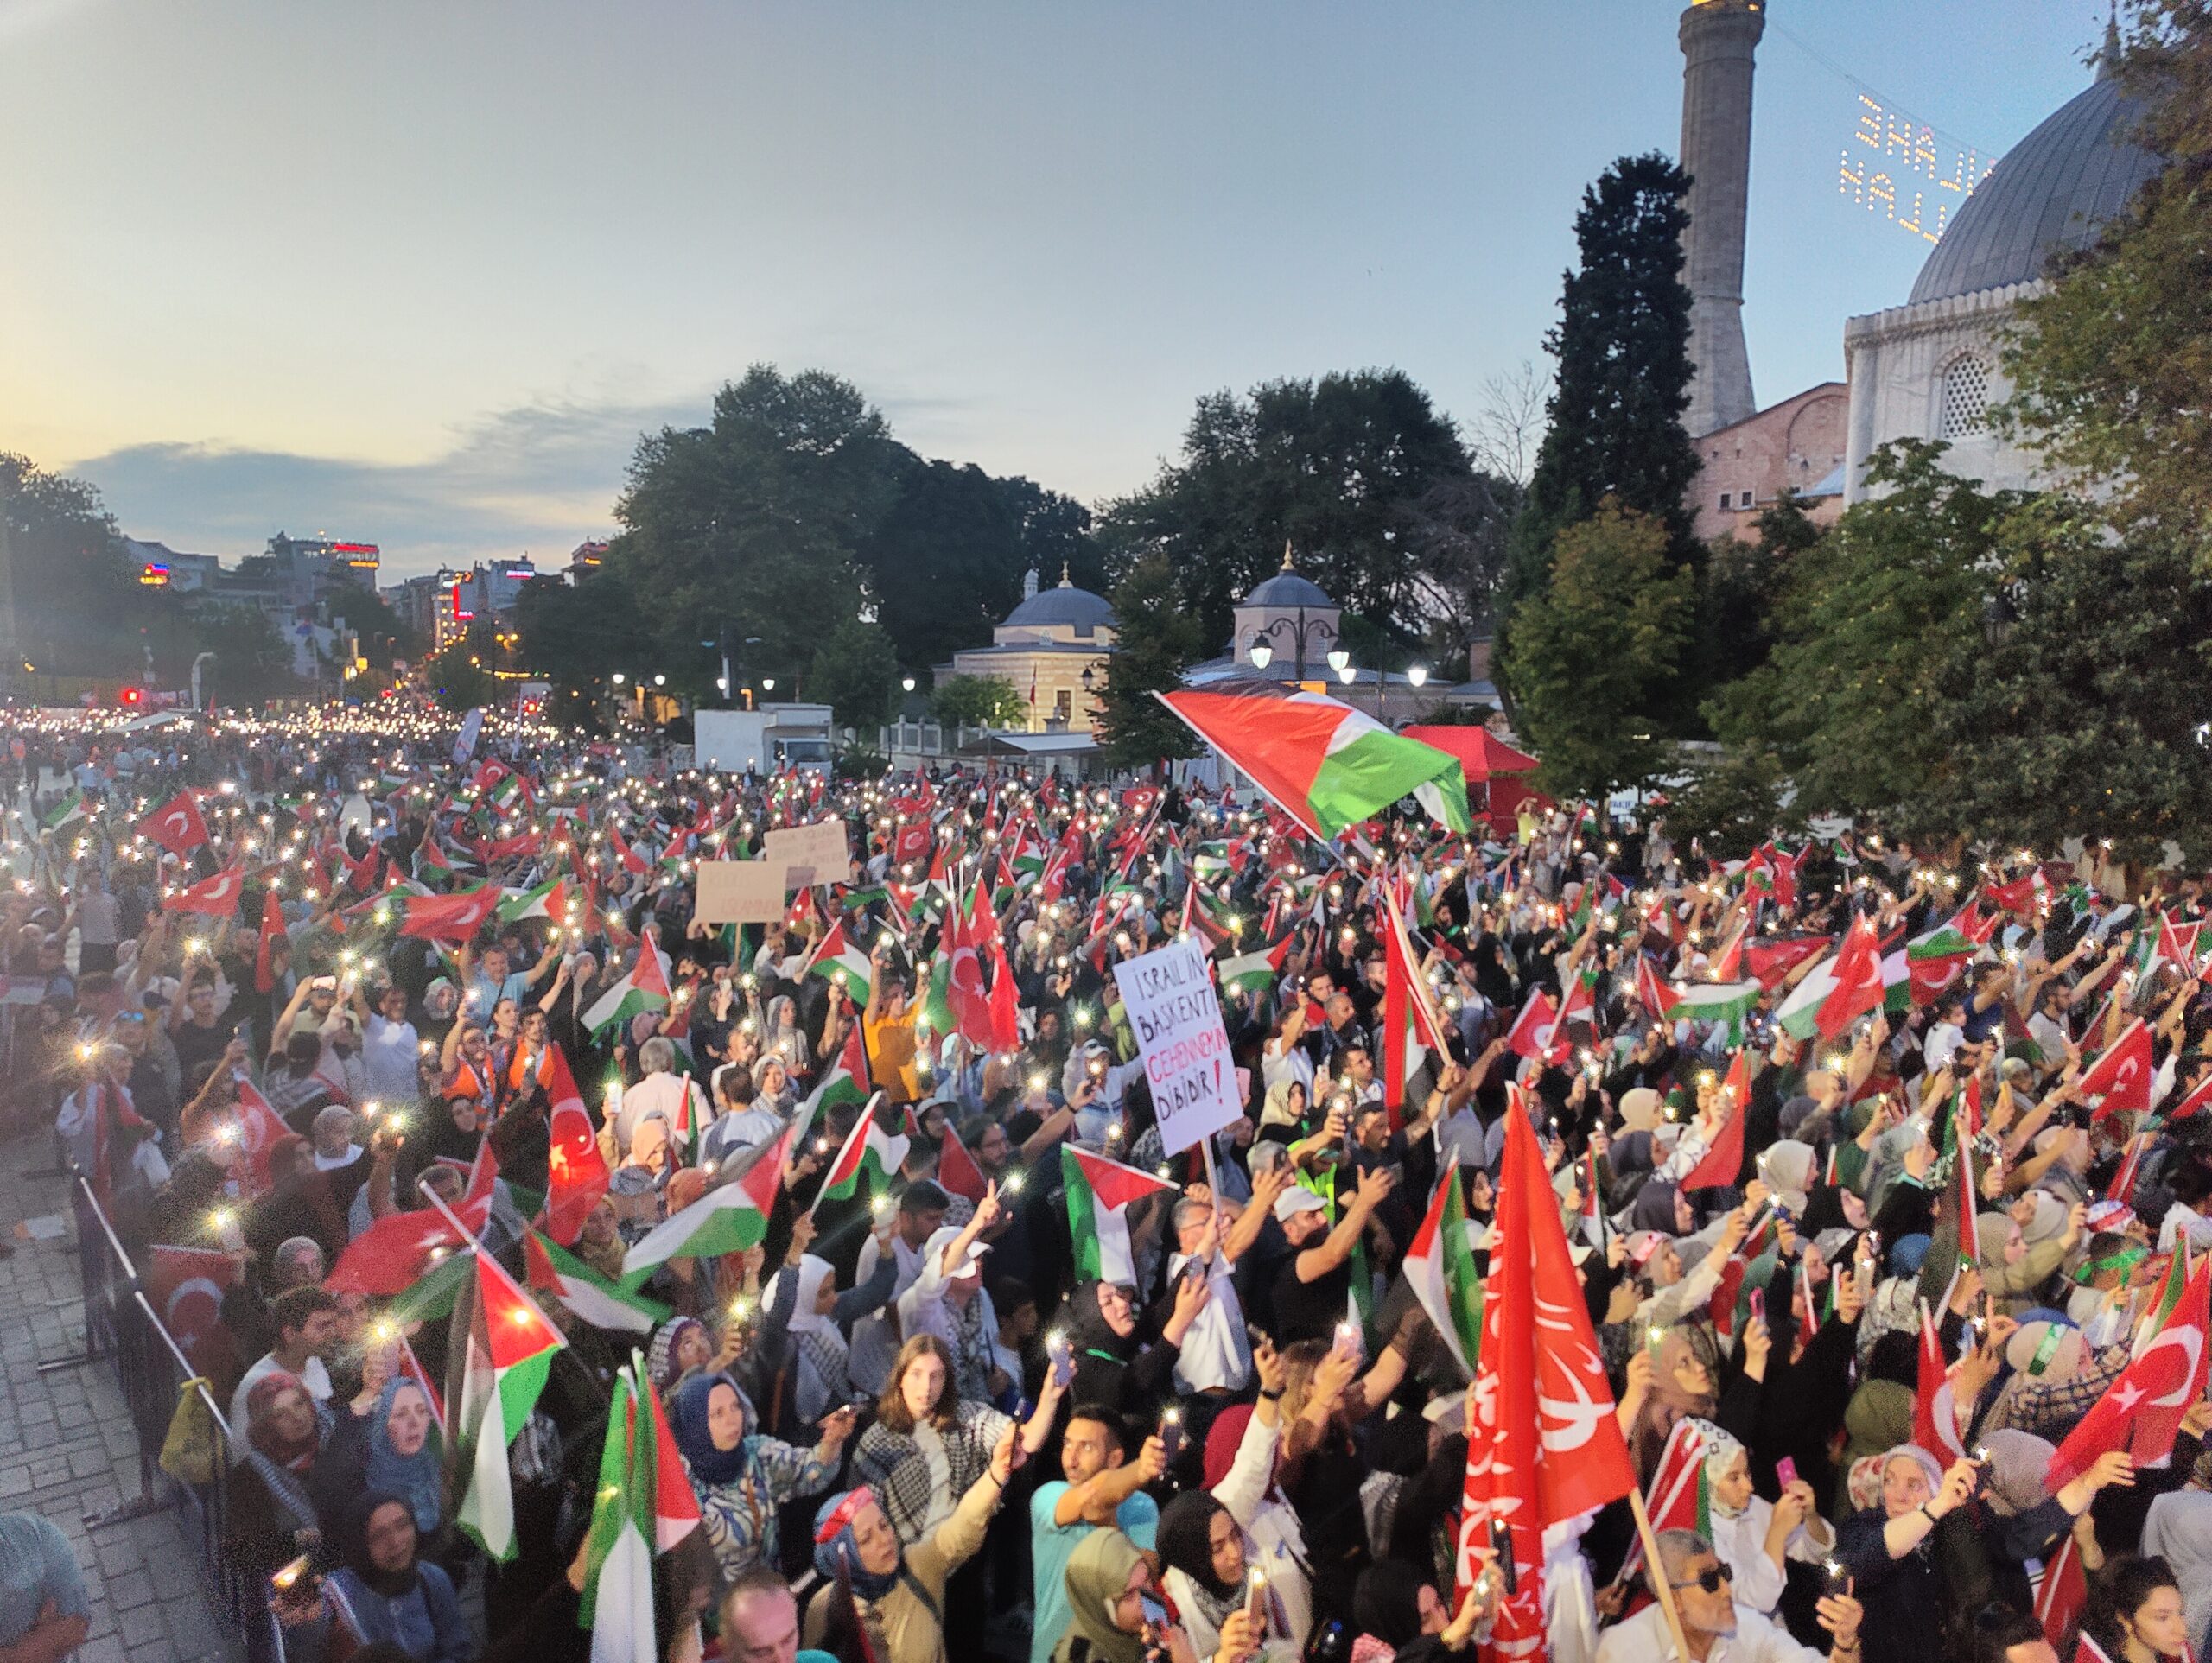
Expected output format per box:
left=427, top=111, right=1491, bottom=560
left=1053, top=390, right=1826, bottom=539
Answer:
left=1064, top=1278, right=1188, bottom=1416
left=1053, top=1527, right=1267, bottom=1663
left=763, top=993, right=811, bottom=1074
left=670, top=1369, right=854, bottom=1583
left=224, top=1371, right=330, bottom=1585
left=1836, top=1442, right=2136, bottom=1662
left=570, top=1195, right=627, bottom=1285
left=803, top=1421, right=1026, bottom=1663
left=311, top=1377, right=444, bottom=1546
left=1348, top=1558, right=1499, bottom=1663
left=1974, top=1201, right=2080, bottom=1316
left=766, top=1253, right=855, bottom=1428
left=1156, top=1488, right=1300, bottom=1663
left=646, top=1315, right=712, bottom=1398
left=1626, top=1325, right=1736, bottom=1481
left=322, top=1490, right=471, bottom=1663
left=1688, top=1418, right=1835, bottom=1619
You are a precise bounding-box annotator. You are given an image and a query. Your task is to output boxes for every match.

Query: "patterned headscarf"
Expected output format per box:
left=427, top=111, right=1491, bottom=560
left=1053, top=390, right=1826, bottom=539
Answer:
left=811, top=1488, right=899, bottom=1601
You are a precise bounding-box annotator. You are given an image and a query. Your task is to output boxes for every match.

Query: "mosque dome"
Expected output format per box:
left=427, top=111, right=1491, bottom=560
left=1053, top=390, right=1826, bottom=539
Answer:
left=1239, top=545, right=1336, bottom=610
left=1907, top=43, right=2164, bottom=306
left=1002, top=572, right=1116, bottom=632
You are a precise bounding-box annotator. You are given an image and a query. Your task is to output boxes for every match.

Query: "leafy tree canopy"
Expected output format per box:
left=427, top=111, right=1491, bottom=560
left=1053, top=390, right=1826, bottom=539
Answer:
left=931, top=674, right=1027, bottom=730
left=1097, top=370, right=1479, bottom=653
left=1094, top=556, right=1203, bottom=772
left=1497, top=498, right=1693, bottom=801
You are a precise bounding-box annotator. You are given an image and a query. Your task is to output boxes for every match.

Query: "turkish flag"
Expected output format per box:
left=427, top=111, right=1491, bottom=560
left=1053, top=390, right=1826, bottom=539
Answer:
left=543, top=1050, right=609, bottom=1245
left=1503, top=988, right=1561, bottom=1062
left=145, top=1244, right=241, bottom=1383
left=1816, top=916, right=1886, bottom=1038
left=893, top=820, right=931, bottom=867
left=1744, top=934, right=1830, bottom=990
left=230, top=1080, right=294, bottom=1194
left=937, top=1124, right=988, bottom=1203
left=1457, top=1108, right=1635, bottom=1645
left=326, top=1196, right=492, bottom=1296
left=1912, top=1299, right=1967, bottom=1461
left=1679, top=1097, right=1747, bottom=1192
left=984, top=936, right=1023, bottom=1053
left=2082, top=1019, right=2154, bottom=1120
left=254, top=888, right=286, bottom=995
left=137, top=790, right=209, bottom=857
left=2047, top=1254, right=2210, bottom=1487
left=398, top=885, right=500, bottom=944
left=163, top=864, right=246, bottom=918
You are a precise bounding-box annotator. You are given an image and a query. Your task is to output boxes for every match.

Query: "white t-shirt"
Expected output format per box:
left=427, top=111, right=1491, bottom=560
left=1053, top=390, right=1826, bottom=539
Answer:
left=362, top=1013, right=422, bottom=1105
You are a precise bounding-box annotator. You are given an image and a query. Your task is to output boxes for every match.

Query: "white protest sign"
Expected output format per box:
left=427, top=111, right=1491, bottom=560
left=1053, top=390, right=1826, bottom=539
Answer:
left=1112, top=936, right=1241, bottom=1155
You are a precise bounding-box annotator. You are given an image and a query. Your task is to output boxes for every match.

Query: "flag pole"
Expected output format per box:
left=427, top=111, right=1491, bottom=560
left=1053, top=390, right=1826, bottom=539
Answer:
left=1625, top=1485, right=1696, bottom=1663
left=411, top=1173, right=565, bottom=1344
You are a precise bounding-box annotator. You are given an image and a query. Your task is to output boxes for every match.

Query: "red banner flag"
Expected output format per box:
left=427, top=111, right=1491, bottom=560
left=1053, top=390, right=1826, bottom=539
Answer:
left=1457, top=1108, right=1635, bottom=1649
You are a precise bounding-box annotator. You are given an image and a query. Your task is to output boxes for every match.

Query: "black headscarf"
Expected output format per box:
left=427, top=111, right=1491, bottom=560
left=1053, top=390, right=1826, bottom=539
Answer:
left=1353, top=1559, right=1431, bottom=1651
left=337, top=1488, right=419, bottom=1599
left=1156, top=1490, right=1237, bottom=1605
left=1065, top=1279, right=1142, bottom=1406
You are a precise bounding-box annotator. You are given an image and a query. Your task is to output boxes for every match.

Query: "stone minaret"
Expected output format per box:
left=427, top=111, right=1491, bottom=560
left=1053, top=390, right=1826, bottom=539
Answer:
left=1678, top=0, right=1764, bottom=436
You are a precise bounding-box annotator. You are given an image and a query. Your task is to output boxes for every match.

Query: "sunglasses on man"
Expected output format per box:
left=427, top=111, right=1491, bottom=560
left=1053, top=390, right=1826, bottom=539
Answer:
left=1670, top=1565, right=1732, bottom=1596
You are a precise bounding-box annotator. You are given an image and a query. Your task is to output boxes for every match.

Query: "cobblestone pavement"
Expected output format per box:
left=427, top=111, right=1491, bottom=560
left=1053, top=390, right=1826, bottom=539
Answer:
left=0, top=1132, right=239, bottom=1662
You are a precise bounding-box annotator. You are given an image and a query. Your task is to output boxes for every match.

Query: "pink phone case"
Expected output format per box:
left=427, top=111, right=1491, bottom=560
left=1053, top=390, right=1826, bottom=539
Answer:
left=1776, top=1457, right=1799, bottom=1489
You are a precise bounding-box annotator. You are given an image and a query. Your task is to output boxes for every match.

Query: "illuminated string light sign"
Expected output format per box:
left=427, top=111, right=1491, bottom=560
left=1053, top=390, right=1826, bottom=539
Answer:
left=1839, top=93, right=1995, bottom=244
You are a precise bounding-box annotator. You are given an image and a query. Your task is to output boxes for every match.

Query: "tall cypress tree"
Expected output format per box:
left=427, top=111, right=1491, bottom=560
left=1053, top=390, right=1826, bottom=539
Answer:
left=1502, top=153, right=1701, bottom=622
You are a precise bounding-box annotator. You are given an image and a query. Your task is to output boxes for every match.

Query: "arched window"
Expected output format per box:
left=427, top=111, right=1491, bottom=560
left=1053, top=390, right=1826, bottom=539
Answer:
left=1939, top=352, right=1993, bottom=439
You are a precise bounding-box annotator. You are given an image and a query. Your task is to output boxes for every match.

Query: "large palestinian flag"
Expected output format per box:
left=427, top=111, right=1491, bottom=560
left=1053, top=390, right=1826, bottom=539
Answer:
left=1157, top=686, right=1474, bottom=841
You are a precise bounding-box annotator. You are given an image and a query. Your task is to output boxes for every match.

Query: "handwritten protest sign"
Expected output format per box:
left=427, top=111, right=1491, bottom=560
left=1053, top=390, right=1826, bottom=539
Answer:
left=693, top=859, right=786, bottom=924
left=763, top=819, right=854, bottom=889
left=1112, top=936, right=1241, bottom=1155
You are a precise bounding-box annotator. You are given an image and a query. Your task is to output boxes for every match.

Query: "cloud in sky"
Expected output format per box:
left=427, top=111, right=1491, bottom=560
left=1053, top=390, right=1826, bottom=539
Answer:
left=72, top=391, right=706, bottom=581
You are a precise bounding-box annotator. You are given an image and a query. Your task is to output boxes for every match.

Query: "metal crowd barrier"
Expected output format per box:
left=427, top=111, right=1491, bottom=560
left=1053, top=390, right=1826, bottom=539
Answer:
left=41, top=1170, right=288, bottom=1663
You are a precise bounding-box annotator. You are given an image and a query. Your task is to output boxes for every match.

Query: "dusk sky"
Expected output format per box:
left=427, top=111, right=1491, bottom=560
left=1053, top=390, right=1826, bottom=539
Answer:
left=0, top=0, right=2114, bottom=580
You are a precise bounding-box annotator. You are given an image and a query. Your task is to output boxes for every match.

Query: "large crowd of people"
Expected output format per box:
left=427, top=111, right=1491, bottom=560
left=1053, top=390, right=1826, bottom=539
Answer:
left=4, top=702, right=2210, bottom=1663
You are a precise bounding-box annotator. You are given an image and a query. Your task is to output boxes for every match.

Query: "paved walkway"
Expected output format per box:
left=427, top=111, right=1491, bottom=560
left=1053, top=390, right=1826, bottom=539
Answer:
left=0, top=1132, right=238, bottom=1663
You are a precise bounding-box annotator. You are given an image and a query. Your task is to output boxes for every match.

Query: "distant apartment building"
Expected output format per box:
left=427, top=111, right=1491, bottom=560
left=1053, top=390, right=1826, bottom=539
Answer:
left=384, top=558, right=541, bottom=652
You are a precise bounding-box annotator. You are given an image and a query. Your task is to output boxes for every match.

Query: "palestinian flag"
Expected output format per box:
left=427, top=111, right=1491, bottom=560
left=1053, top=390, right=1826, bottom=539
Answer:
left=1192, top=841, right=1231, bottom=882
left=1157, top=686, right=1474, bottom=841
left=804, top=916, right=873, bottom=1006
left=40, top=790, right=87, bottom=834
left=582, top=1364, right=701, bottom=1661
left=620, top=1126, right=790, bottom=1275
left=583, top=936, right=673, bottom=1035
left=1403, top=1160, right=1484, bottom=1378
left=1382, top=897, right=1452, bottom=1117
left=817, top=1100, right=909, bottom=1203
left=524, top=1228, right=669, bottom=1336
left=1062, top=1144, right=1177, bottom=1285
left=1635, top=962, right=1761, bottom=1039
left=498, top=876, right=569, bottom=925
left=454, top=1250, right=565, bottom=1561
left=2133, top=1241, right=2190, bottom=1357
left=1218, top=933, right=1295, bottom=999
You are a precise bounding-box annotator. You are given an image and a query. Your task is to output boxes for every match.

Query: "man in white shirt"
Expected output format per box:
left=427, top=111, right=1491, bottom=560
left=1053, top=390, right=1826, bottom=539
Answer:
left=358, top=982, right=423, bottom=1107
left=613, top=1037, right=709, bottom=1158
left=1165, top=1196, right=1252, bottom=1395
left=228, top=1286, right=340, bottom=1460
left=1594, top=1529, right=1861, bottom=1663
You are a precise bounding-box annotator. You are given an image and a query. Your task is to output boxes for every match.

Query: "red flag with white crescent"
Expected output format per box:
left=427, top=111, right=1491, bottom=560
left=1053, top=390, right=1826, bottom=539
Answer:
left=138, top=790, right=210, bottom=857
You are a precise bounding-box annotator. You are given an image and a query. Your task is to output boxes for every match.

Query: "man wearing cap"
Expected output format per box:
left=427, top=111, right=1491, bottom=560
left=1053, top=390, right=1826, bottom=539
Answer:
left=1268, top=1165, right=1394, bottom=1346
left=897, top=1184, right=1005, bottom=1402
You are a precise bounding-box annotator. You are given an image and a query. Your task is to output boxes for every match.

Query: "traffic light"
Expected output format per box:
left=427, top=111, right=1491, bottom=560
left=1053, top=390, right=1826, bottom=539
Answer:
left=118, top=687, right=143, bottom=708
